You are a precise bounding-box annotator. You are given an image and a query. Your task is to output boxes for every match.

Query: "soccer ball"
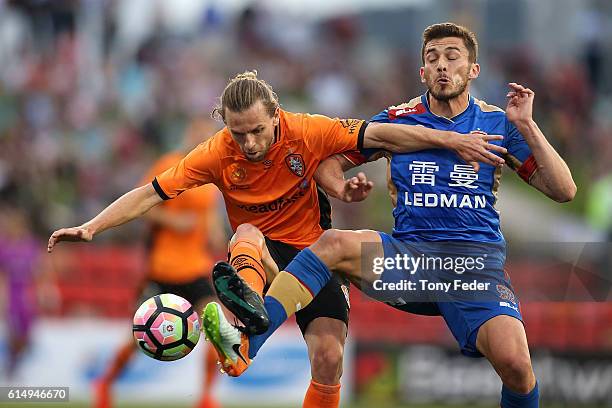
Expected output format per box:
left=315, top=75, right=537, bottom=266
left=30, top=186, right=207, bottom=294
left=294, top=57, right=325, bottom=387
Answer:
left=132, top=293, right=201, bottom=361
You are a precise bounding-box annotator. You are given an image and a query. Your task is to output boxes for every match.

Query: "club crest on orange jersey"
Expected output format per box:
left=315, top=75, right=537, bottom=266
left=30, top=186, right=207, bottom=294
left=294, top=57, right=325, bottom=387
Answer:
left=285, top=154, right=305, bottom=177
left=229, top=163, right=247, bottom=182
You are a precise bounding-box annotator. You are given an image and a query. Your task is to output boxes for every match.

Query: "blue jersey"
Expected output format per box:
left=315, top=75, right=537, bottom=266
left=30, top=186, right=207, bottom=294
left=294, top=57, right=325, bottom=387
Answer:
left=363, top=93, right=537, bottom=243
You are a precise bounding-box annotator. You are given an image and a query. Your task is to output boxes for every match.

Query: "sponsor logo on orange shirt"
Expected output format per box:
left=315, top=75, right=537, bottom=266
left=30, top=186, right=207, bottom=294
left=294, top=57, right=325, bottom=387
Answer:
left=237, top=189, right=307, bottom=213
left=339, top=118, right=361, bottom=134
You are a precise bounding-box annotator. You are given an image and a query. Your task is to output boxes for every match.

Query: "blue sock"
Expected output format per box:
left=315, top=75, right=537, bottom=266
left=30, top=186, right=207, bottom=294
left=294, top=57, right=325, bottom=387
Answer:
left=248, top=295, right=286, bottom=358
left=247, top=249, right=332, bottom=358
left=284, top=248, right=332, bottom=295
left=501, top=381, right=539, bottom=408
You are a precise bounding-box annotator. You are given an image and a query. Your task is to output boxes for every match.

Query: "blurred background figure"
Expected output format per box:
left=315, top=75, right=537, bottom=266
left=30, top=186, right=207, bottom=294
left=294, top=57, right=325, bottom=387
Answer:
left=94, top=119, right=227, bottom=408
left=0, top=206, right=58, bottom=380
left=0, top=0, right=610, bottom=406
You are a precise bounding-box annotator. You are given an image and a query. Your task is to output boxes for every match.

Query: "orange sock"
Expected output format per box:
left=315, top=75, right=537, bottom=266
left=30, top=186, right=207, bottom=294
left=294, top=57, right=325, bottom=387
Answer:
left=303, top=380, right=341, bottom=408
left=229, top=239, right=266, bottom=296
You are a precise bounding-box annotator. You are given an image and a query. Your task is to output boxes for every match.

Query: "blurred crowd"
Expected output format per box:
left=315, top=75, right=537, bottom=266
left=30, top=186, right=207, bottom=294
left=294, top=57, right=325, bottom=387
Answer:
left=0, top=0, right=610, bottom=240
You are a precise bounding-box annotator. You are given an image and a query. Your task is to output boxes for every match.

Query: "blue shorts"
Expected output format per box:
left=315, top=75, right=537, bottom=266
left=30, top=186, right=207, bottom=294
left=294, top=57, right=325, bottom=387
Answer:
left=374, top=232, right=523, bottom=357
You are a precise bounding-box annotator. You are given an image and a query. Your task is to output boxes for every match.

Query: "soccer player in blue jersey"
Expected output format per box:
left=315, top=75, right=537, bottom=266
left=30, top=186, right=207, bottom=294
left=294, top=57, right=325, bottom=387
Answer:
left=203, top=23, right=576, bottom=408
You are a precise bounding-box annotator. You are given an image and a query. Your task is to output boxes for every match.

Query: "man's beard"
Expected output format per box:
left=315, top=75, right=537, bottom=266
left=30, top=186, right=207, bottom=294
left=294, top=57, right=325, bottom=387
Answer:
left=427, top=74, right=468, bottom=102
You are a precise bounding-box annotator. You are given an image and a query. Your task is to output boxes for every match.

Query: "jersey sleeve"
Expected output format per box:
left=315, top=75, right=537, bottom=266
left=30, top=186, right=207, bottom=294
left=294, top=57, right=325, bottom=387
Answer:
left=303, top=114, right=367, bottom=161
left=140, top=155, right=178, bottom=187
left=338, top=109, right=389, bottom=166
left=152, top=140, right=221, bottom=200
left=340, top=148, right=389, bottom=166
left=504, top=119, right=538, bottom=183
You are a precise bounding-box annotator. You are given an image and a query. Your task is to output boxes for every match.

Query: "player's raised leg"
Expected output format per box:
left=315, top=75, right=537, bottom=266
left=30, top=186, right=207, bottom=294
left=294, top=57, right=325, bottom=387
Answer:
left=476, top=315, right=539, bottom=407
left=203, top=229, right=383, bottom=376
left=213, top=223, right=277, bottom=334
left=227, top=223, right=278, bottom=296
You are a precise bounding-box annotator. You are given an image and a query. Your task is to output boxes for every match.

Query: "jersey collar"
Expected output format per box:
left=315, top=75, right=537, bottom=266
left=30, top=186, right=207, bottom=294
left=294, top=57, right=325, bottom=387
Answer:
left=272, top=109, right=285, bottom=147
left=273, top=122, right=280, bottom=145
left=421, top=92, right=474, bottom=124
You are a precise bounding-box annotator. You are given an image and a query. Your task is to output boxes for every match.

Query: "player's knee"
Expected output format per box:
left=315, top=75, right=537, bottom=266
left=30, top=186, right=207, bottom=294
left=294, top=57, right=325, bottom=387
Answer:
left=233, top=223, right=263, bottom=240
left=310, top=343, right=344, bottom=384
left=313, top=229, right=348, bottom=262
left=496, top=354, right=535, bottom=393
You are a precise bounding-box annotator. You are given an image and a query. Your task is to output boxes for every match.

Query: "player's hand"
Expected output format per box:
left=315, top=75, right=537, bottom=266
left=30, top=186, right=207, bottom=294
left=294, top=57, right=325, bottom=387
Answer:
left=449, top=132, right=507, bottom=172
left=47, top=226, right=93, bottom=253
left=506, top=82, right=534, bottom=125
left=338, top=172, right=374, bottom=202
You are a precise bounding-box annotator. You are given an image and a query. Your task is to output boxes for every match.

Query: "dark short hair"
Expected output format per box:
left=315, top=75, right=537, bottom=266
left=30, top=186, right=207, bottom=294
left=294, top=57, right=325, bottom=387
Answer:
left=421, top=22, right=478, bottom=64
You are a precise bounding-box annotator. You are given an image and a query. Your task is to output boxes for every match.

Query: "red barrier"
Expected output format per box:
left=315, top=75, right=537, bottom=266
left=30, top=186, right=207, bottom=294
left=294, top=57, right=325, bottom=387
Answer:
left=51, top=245, right=146, bottom=318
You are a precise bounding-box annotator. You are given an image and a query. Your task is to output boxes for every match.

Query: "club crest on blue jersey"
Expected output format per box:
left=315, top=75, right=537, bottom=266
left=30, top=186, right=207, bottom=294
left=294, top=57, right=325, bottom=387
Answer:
left=496, top=284, right=516, bottom=303
left=388, top=101, right=427, bottom=119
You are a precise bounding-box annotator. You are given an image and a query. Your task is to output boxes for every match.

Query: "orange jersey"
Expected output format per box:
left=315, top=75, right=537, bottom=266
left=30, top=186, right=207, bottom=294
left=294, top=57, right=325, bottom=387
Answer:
left=143, top=152, right=220, bottom=283
left=154, top=110, right=366, bottom=249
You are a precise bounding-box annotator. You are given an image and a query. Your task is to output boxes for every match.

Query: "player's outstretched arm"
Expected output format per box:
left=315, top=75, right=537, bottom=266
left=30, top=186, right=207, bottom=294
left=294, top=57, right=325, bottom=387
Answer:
left=506, top=82, right=577, bottom=202
left=314, top=154, right=373, bottom=203
left=47, top=183, right=163, bottom=252
left=363, top=122, right=507, bottom=170
left=144, top=207, right=197, bottom=233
